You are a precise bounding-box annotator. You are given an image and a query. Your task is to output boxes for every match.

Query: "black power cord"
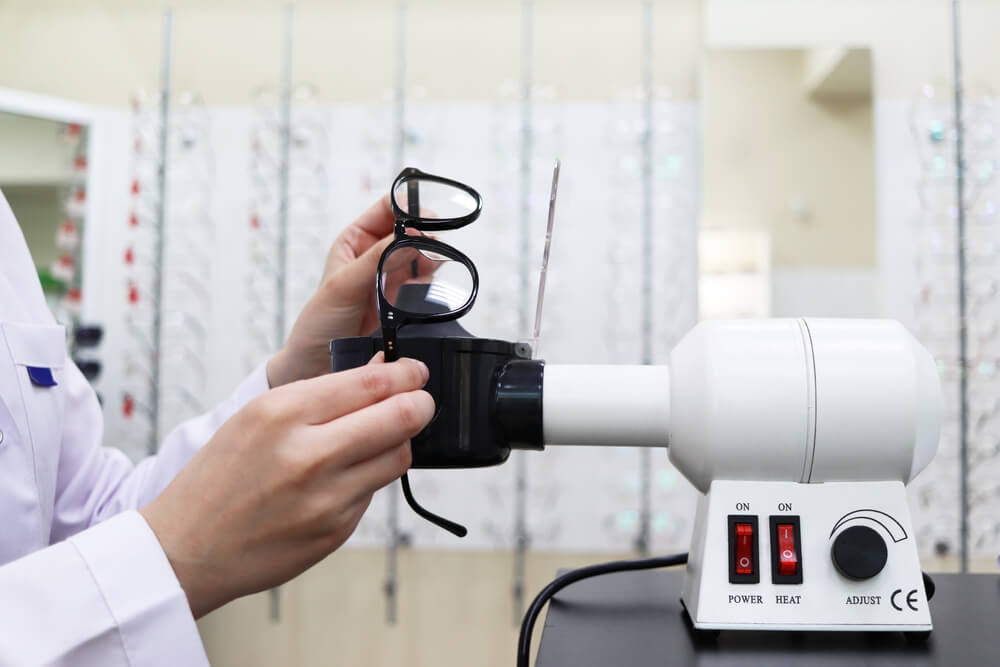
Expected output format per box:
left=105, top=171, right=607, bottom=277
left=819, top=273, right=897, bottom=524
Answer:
left=922, top=571, right=936, bottom=600
left=515, top=559, right=936, bottom=665
left=516, top=553, right=689, bottom=667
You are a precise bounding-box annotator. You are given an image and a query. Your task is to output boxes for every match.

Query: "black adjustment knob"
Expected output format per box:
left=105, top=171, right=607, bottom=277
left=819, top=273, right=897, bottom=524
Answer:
left=832, top=525, right=888, bottom=580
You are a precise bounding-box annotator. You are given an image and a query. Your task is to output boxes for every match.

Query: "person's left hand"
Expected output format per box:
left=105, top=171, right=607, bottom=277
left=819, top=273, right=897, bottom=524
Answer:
left=266, top=194, right=435, bottom=388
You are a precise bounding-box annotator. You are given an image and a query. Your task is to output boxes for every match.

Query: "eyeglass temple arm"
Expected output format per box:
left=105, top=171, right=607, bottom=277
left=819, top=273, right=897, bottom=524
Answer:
left=401, top=473, right=468, bottom=538
left=381, top=327, right=467, bottom=537
left=381, top=325, right=400, bottom=361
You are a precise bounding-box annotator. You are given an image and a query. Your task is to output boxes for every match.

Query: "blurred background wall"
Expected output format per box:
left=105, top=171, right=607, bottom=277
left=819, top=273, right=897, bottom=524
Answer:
left=1, top=1, right=998, bottom=665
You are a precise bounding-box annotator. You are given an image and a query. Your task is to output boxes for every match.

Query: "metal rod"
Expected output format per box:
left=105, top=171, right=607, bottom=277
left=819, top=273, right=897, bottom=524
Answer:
left=276, top=4, right=293, bottom=353
left=67, top=128, right=89, bottom=356
left=518, top=14, right=533, bottom=335
left=950, top=0, right=969, bottom=574
left=384, top=0, right=408, bottom=626
left=513, top=0, right=534, bottom=624
left=269, top=4, right=295, bottom=622
left=635, top=0, right=654, bottom=557
left=149, top=8, right=172, bottom=456
left=513, top=455, right=527, bottom=625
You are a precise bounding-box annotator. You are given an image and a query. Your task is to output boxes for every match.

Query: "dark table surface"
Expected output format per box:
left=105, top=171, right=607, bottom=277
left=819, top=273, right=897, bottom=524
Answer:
left=535, top=570, right=1000, bottom=666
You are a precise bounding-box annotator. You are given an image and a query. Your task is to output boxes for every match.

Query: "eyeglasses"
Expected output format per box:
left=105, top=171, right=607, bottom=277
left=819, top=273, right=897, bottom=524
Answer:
left=377, top=167, right=482, bottom=538
left=378, top=167, right=481, bottom=356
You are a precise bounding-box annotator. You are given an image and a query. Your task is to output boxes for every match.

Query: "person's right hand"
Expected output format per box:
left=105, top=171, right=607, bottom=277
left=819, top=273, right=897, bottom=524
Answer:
left=139, top=355, right=433, bottom=618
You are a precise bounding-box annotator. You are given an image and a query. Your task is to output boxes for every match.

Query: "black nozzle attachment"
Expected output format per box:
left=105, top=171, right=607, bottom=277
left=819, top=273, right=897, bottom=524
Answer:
left=332, top=336, right=532, bottom=467
left=330, top=335, right=544, bottom=538
left=493, top=359, right=545, bottom=451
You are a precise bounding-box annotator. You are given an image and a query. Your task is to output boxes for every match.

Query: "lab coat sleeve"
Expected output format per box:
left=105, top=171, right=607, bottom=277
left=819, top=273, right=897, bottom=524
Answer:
left=0, top=510, right=209, bottom=667
left=50, top=359, right=271, bottom=543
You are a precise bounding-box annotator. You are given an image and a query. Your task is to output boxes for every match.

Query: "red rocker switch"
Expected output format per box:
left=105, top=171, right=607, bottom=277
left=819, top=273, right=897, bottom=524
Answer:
left=735, top=523, right=754, bottom=575
left=769, top=515, right=803, bottom=584
left=728, top=515, right=759, bottom=584
left=776, top=524, right=798, bottom=576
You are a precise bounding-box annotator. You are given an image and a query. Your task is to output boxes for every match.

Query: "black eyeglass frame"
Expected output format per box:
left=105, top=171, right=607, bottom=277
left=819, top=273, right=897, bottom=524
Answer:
left=375, top=167, right=484, bottom=539
left=389, top=167, right=483, bottom=230
left=377, top=168, right=482, bottom=362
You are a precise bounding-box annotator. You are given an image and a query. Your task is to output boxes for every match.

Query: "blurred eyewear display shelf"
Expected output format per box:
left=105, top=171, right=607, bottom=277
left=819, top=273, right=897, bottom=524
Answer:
left=535, top=570, right=999, bottom=666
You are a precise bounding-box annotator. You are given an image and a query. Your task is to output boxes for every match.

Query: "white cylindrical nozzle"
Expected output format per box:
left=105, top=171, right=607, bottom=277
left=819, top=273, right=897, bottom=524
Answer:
left=543, top=365, right=670, bottom=447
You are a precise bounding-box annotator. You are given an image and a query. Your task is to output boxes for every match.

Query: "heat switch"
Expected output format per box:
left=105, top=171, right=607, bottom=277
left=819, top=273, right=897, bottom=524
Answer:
left=769, top=515, right=803, bottom=584
left=776, top=524, right=797, bottom=576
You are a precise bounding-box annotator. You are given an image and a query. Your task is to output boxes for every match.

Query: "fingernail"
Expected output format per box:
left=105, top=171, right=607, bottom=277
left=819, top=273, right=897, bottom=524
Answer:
left=415, top=360, right=429, bottom=384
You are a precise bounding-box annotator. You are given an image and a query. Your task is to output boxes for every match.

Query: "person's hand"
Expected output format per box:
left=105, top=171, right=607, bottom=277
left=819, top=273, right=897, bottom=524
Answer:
left=139, top=355, right=433, bottom=618
left=267, top=194, right=436, bottom=388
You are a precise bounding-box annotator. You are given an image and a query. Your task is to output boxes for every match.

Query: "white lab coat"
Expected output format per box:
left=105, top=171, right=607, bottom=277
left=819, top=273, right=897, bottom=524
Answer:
left=0, top=190, right=269, bottom=666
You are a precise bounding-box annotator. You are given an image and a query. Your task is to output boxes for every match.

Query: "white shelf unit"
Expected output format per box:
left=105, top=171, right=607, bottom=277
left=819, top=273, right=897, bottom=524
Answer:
left=698, top=226, right=772, bottom=319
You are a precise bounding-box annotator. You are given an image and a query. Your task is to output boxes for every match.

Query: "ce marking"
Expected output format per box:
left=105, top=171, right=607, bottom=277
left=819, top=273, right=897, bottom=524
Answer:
left=891, top=588, right=920, bottom=612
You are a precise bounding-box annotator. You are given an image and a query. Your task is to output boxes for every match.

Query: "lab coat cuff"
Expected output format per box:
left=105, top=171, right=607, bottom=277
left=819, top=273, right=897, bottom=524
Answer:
left=241, top=358, right=272, bottom=401
left=70, top=510, right=209, bottom=666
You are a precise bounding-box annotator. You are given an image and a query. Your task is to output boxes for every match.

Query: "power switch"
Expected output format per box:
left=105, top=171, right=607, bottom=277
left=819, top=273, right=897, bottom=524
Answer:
left=735, top=524, right=754, bottom=574
left=769, top=515, right=803, bottom=584
left=776, top=524, right=797, bottom=576
left=728, top=515, right=759, bottom=584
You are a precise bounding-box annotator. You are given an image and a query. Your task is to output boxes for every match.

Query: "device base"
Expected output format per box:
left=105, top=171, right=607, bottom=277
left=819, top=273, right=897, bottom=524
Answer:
left=682, top=480, right=932, bottom=633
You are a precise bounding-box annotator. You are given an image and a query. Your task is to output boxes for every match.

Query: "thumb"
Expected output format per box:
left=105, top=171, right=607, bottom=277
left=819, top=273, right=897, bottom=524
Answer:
left=324, top=235, right=393, bottom=304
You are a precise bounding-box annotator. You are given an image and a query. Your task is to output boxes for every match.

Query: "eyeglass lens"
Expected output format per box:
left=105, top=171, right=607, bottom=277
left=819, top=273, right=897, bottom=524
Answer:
left=393, top=177, right=478, bottom=221
left=380, top=245, right=474, bottom=316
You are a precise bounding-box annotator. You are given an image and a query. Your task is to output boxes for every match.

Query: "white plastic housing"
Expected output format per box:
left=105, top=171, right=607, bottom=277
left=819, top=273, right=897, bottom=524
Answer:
left=542, top=319, right=941, bottom=492
left=668, top=319, right=812, bottom=492
left=668, top=319, right=941, bottom=492
left=804, top=319, right=940, bottom=485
